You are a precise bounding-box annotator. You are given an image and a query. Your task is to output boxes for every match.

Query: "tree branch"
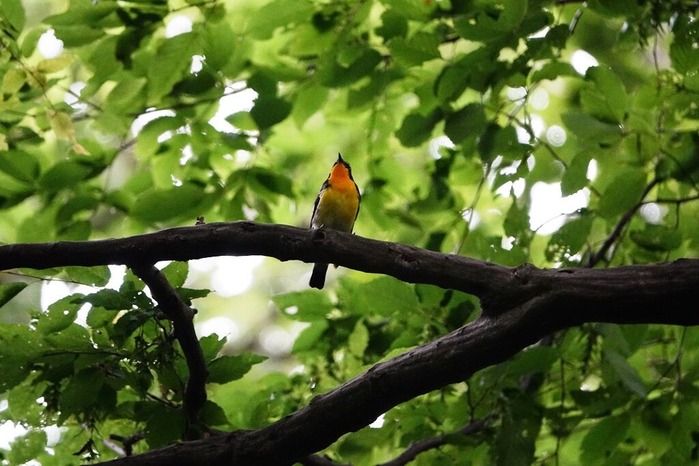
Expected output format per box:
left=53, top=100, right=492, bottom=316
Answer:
left=377, top=413, right=497, bottom=466
left=130, top=264, right=208, bottom=437
left=586, top=178, right=660, bottom=267
left=0, top=221, right=535, bottom=314
left=1, top=222, right=698, bottom=465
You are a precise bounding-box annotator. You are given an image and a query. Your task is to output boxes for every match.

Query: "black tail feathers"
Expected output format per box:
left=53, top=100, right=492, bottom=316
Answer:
left=309, top=263, right=328, bottom=289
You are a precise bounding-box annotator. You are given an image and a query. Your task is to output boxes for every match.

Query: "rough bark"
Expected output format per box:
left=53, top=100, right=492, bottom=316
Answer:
left=1, top=221, right=697, bottom=465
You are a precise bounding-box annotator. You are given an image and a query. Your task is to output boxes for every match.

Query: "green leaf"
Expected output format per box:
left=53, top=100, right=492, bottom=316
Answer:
left=389, top=32, right=441, bottom=67
left=248, top=167, right=294, bottom=197
left=177, top=287, right=211, bottom=301
left=434, top=48, right=498, bottom=100
left=504, top=197, right=529, bottom=238
left=435, top=61, right=468, bottom=103
left=597, top=167, right=647, bottom=219
left=37, top=294, right=82, bottom=334
left=630, top=224, right=683, bottom=252
left=60, top=368, right=105, bottom=414
left=130, top=184, right=206, bottom=223
left=0, top=324, right=44, bottom=360
left=43, top=323, right=93, bottom=352
left=477, top=123, right=529, bottom=162
left=85, top=306, right=116, bottom=329
left=396, top=109, right=442, bottom=147
left=376, top=9, right=408, bottom=40
left=60, top=219, right=92, bottom=241
left=444, top=104, right=486, bottom=144
left=292, top=320, right=328, bottom=353
left=604, top=350, right=648, bottom=397
left=250, top=96, right=292, bottom=130
left=0, top=0, right=25, bottom=34
left=590, top=0, right=642, bottom=16
left=0, top=149, right=40, bottom=182
left=110, top=309, right=156, bottom=345
left=507, top=345, right=558, bottom=376
left=291, top=84, right=329, bottom=127
left=8, top=430, right=47, bottom=466
left=201, top=400, right=230, bottom=427
left=319, top=48, right=383, bottom=87
left=530, top=61, right=577, bottom=83
left=104, top=77, right=148, bottom=114
left=382, top=0, right=432, bottom=20
left=201, top=21, right=237, bottom=72
left=670, top=18, right=699, bottom=74
left=561, top=111, right=622, bottom=146
left=199, top=334, right=227, bottom=362
left=52, top=24, right=104, bottom=47
left=208, top=353, right=267, bottom=384
left=134, top=115, right=185, bottom=160
left=0, top=358, right=31, bottom=392
left=226, top=112, right=257, bottom=131
left=38, top=161, right=97, bottom=191
left=338, top=277, right=420, bottom=317
left=161, top=261, right=189, bottom=288
left=81, top=289, right=133, bottom=310
left=580, top=414, right=630, bottom=464
left=561, top=152, right=590, bottom=195
left=656, top=132, right=699, bottom=181
left=545, top=214, right=593, bottom=262
left=455, top=0, right=528, bottom=42
left=498, top=0, right=528, bottom=29
left=273, top=290, right=333, bottom=322
left=348, top=320, right=369, bottom=357
left=581, top=66, right=628, bottom=124
left=0, top=282, right=28, bottom=308
left=246, top=0, right=314, bottom=40
left=144, top=33, right=199, bottom=103
left=495, top=396, right=541, bottom=466
left=141, top=405, right=185, bottom=448
left=44, top=1, right=117, bottom=26
left=671, top=41, right=699, bottom=74
left=64, top=265, right=111, bottom=286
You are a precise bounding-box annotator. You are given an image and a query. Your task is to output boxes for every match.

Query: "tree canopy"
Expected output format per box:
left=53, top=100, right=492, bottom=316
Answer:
left=1, top=0, right=699, bottom=465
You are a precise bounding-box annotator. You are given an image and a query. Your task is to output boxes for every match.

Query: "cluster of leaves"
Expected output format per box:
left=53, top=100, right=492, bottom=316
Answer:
left=0, top=0, right=698, bottom=464
left=0, top=262, right=264, bottom=464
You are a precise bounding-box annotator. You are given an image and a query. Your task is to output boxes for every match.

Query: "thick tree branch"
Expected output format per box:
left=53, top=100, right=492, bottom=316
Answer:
left=298, top=413, right=496, bottom=466
left=0, top=221, right=536, bottom=312
left=130, top=264, right=208, bottom=437
left=1, top=222, right=698, bottom=465
left=94, top=252, right=698, bottom=466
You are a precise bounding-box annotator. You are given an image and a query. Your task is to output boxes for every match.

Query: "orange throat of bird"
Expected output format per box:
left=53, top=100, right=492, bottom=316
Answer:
left=328, top=163, right=354, bottom=192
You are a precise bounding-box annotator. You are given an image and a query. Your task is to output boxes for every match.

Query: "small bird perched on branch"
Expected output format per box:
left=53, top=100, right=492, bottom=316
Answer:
left=309, top=153, right=360, bottom=289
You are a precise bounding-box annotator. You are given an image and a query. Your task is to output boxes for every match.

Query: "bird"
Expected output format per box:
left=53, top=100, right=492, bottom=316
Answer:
left=309, top=153, right=361, bottom=289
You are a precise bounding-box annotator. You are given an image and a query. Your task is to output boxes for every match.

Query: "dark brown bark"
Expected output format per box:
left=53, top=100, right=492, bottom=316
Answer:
left=0, top=222, right=697, bottom=465
left=130, top=264, right=208, bottom=436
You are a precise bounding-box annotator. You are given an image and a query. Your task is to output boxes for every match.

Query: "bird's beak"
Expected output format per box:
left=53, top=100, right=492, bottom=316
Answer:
left=337, top=153, right=344, bottom=163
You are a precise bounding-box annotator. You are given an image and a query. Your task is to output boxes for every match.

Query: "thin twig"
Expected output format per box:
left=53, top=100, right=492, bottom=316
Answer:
left=586, top=178, right=661, bottom=267
left=377, top=414, right=498, bottom=466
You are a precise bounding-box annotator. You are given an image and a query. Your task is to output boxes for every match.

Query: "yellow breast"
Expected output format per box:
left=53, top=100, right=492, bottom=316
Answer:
left=313, top=163, right=359, bottom=232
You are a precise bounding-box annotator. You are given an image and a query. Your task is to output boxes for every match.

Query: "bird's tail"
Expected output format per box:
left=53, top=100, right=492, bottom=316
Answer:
left=309, top=263, right=329, bottom=289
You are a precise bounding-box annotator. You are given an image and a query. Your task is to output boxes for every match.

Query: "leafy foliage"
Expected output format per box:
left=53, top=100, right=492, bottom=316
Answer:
left=0, top=0, right=698, bottom=464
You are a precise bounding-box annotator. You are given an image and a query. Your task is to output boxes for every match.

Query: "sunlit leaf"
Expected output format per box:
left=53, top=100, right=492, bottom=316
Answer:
left=273, top=290, right=333, bottom=322
left=130, top=184, right=207, bottom=223
left=208, top=353, right=268, bottom=384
